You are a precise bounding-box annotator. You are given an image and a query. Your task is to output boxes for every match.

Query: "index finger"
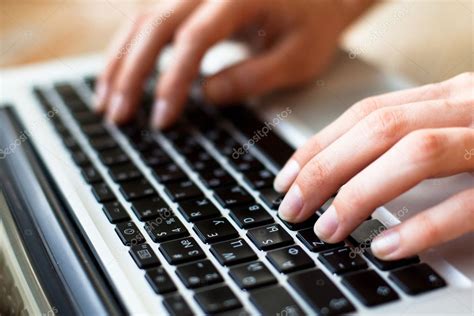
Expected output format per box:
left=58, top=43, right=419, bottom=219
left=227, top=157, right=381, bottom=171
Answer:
left=151, top=0, right=261, bottom=129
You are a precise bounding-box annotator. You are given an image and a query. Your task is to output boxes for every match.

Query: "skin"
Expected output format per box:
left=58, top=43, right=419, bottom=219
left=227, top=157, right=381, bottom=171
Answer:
left=96, top=0, right=474, bottom=260
left=94, top=0, right=374, bottom=128
left=275, top=72, right=474, bottom=260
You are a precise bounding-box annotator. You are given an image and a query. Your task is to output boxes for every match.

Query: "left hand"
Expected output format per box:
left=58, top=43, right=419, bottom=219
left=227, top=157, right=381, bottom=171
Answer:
left=274, top=72, right=474, bottom=260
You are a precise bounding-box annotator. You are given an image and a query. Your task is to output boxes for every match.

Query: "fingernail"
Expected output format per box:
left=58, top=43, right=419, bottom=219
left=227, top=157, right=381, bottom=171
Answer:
left=205, top=77, right=232, bottom=103
left=278, top=185, right=303, bottom=221
left=371, top=230, right=400, bottom=258
left=151, top=99, right=169, bottom=129
left=107, top=94, right=126, bottom=123
left=94, top=82, right=108, bottom=111
left=274, top=160, right=300, bottom=192
left=314, top=205, right=339, bottom=240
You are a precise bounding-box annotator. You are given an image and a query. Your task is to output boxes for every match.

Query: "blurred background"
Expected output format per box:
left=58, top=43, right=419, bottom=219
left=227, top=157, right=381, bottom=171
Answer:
left=0, top=0, right=472, bottom=84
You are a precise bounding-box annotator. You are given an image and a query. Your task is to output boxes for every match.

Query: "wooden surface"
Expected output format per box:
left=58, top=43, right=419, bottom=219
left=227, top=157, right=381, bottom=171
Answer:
left=1, top=0, right=472, bottom=84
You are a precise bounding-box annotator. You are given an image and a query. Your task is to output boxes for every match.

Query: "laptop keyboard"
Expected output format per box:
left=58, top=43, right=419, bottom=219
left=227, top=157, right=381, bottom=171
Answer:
left=31, top=78, right=447, bottom=315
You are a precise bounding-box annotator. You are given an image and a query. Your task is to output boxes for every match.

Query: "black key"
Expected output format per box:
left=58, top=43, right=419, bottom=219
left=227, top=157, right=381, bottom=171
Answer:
left=91, top=182, right=115, bottom=202
left=194, top=286, right=242, bottom=314
left=176, top=260, right=223, bottom=289
left=73, top=111, right=102, bottom=125
left=318, top=247, right=368, bottom=274
left=109, top=162, right=142, bottom=182
left=266, top=246, right=315, bottom=274
left=368, top=249, right=419, bottom=271
left=115, top=222, right=145, bottom=246
left=98, top=148, right=130, bottom=166
left=184, top=148, right=212, bottom=163
left=89, top=135, right=118, bottom=151
left=259, top=188, right=284, bottom=210
left=200, top=168, right=236, bottom=188
left=153, top=163, right=187, bottom=183
left=342, top=270, right=399, bottom=306
left=63, top=134, right=79, bottom=150
left=162, top=295, right=192, bottom=316
left=160, top=237, right=206, bottom=264
left=178, top=197, right=220, bottom=222
left=228, top=203, right=273, bottom=229
left=389, top=263, right=446, bottom=295
left=297, top=228, right=344, bottom=252
left=81, top=165, right=102, bottom=183
left=280, top=213, right=318, bottom=231
left=140, top=147, right=171, bottom=166
left=247, top=224, right=293, bottom=251
left=71, top=149, right=90, bottom=166
left=250, top=286, right=304, bottom=316
left=129, top=243, right=160, bottom=269
left=119, top=178, right=156, bottom=200
left=165, top=179, right=202, bottom=201
left=221, top=107, right=294, bottom=169
left=229, top=261, right=277, bottom=290
left=81, top=123, right=108, bottom=137
left=146, top=267, right=177, bottom=295
left=145, top=216, right=188, bottom=243
left=131, top=196, right=170, bottom=221
left=243, top=169, right=274, bottom=189
left=193, top=217, right=239, bottom=243
left=214, top=185, right=253, bottom=208
left=188, top=153, right=220, bottom=171
left=102, top=201, right=130, bottom=223
left=230, top=153, right=264, bottom=172
left=210, top=238, right=257, bottom=266
left=350, top=219, right=420, bottom=270
left=288, top=269, right=355, bottom=315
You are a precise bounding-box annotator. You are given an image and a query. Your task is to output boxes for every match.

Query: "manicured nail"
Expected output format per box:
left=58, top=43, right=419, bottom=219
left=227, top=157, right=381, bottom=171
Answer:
left=94, top=82, right=108, bottom=111
left=274, top=160, right=300, bottom=192
left=107, top=94, right=126, bottom=123
left=278, top=185, right=303, bottom=221
left=371, top=230, right=400, bottom=258
left=151, top=99, right=169, bottom=129
left=314, top=205, right=339, bottom=240
left=205, top=77, right=232, bottom=103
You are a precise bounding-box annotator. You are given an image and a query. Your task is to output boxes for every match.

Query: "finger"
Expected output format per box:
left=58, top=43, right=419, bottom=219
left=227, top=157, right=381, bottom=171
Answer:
left=278, top=98, right=473, bottom=222
left=371, top=188, right=474, bottom=260
left=202, top=33, right=322, bottom=105
left=95, top=14, right=147, bottom=112
left=152, top=1, right=261, bottom=129
left=107, top=2, right=199, bottom=124
left=273, top=79, right=463, bottom=193
left=313, top=127, right=474, bottom=243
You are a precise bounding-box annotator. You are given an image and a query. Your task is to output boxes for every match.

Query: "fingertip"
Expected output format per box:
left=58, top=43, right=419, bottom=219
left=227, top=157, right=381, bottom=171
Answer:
left=93, top=82, right=109, bottom=113
left=371, top=229, right=401, bottom=260
left=106, top=93, right=128, bottom=124
left=150, top=99, right=171, bottom=130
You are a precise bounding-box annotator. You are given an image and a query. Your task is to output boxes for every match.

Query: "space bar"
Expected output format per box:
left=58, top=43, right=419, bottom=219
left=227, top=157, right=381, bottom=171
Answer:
left=221, top=106, right=294, bottom=169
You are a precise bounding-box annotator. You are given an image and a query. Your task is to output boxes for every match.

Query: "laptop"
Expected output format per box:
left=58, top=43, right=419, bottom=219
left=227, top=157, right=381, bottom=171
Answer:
left=0, top=43, right=472, bottom=315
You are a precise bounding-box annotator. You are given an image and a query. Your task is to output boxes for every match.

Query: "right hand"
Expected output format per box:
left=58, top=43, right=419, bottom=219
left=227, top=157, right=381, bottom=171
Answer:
left=94, top=0, right=373, bottom=129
